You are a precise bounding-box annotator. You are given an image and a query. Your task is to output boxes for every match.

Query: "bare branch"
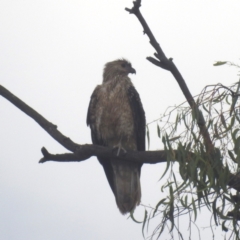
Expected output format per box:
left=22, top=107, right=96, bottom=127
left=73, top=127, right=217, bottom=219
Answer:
left=39, top=146, right=168, bottom=164
left=125, top=1, right=214, bottom=153
left=0, top=84, right=167, bottom=165
left=0, top=85, right=79, bottom=152
left=125, top=1, right=240, bottom=194
left=146, top=57, right=170, bottom=71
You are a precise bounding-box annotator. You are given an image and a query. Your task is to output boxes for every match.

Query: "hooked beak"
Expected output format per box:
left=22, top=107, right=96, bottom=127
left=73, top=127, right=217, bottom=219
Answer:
left=129, top=67, right=136, bottom=74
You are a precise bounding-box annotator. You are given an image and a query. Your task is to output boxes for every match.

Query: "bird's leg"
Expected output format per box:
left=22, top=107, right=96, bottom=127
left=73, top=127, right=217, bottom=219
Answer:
left=112, top=141, right=126, bottom=156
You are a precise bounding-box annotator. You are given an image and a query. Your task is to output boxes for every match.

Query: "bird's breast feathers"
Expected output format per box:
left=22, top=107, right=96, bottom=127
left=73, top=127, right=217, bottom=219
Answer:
left=93, top=77, right=136, bottom=149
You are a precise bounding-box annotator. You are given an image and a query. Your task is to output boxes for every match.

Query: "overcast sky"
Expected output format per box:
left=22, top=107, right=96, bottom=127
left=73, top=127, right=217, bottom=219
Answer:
left=1, top=1, right=240, bottom=239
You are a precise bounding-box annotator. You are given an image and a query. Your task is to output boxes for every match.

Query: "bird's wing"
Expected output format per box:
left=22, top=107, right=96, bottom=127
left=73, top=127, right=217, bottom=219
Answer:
left=87, top=86, right=115, bottom=192
left=127, top=85, right=146, bottom=152
left=86, top=86, right=105, bottom=146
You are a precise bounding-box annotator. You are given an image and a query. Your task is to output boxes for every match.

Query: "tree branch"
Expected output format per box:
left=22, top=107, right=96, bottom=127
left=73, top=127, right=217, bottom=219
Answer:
left=125, top=0, right=214, bottom=154
left=39, top=146, right=168, bottom=164
left=125, top=0, right=240, bottom=192
left=0, top=85, right=167, bottom=165
left=0, top=85, right=79, bottom=152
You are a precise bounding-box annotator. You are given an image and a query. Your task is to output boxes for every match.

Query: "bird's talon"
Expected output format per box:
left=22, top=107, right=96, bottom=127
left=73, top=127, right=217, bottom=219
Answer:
left=112, top=146, right=127, bottom=156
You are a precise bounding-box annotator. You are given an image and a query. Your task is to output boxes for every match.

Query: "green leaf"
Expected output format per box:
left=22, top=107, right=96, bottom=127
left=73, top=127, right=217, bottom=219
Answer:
left=226, top=95, right=231, bottom=105
left=212, top=198, right=218, bottom=226
left=191, top=131, right=198, bottom=143
left=216, top=208, right=232, bottom=220
left=234, top=136, right=240, bottom=155
left=213, top=61, right=227, bottom=66
left=214, top=108, right=219, bottom=114
left=130, top=210, right=142, bottom=224
left=214, top=123, right=220, bottom=139
left=157, top=221, right=165, bottom=239
left=206, top=119, right=213, bottom=129
left=232, top=128, right=240, bottom=143
left=230, top=81, right=240, bottom=116
left=219, top=167, right=230, bottom=192
left=166, top=135, right=173, bottom=152
left=160, top=158, right=171, bottom=180
left=142, top=209, right=148, bottom=238
left=222, top=221, right=228, bottom=232
left=153, top=198, right=166, bottom=217
left=180, top=197, right=187, bottom=208
left=202, top=103, right=210, bottom=114
left=213, top=94, right=225, bottom=103
left=174, top=114, right=179, bottom=131
left=235, top=148, right=240, bottom=165
left=228, top=150, right=236, bottom=163
left=183, top=114, right=190, bottom=130
left=164, top=181, right=174, bottom=188
left=192, top=197, right=197, bottom=221
left=168, top=136, right=180, bottom=142
left=230, top=115, right=235, bottom=128
left=224, top=194, right=234, bottom=203
left=221, top=115, right=235, bottom=135
left=169, top=186, right=174, bottom=232
left=186, top=142, right=192, bottom=152
left=185, top=195, right=188, bottom=207
left=157, top=124, right=161, bottom=138
left=160, top=136, right=172, bottom=180
left=220, top=114, right=227, bottom=129
left=235, top=112, right=240, bottom=124
left=221, top=195, right=226, bottom=215
left=196, top=186, right=203, bottom=208
left=172, top=172, right=178, bottom=190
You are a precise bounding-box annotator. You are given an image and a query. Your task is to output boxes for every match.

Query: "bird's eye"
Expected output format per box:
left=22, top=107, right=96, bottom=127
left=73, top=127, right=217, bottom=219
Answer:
left=121, top=63, right=126, bottom=68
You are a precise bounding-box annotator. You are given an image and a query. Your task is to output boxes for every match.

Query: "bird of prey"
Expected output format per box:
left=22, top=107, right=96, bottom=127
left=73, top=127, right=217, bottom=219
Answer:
left=87, top=59, right=145, bottom=214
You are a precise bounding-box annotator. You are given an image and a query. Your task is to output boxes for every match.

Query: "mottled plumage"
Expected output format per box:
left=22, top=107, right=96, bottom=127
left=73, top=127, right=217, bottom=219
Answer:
left=87, top=59, right=145, bottom=214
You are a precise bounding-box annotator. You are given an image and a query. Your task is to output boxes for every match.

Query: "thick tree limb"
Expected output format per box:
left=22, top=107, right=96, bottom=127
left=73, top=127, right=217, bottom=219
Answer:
left=0, top=85, right=167, bottom=165
left=0, top=85, right=79, bottom=152
left=39, top=146, right=168, bottom=164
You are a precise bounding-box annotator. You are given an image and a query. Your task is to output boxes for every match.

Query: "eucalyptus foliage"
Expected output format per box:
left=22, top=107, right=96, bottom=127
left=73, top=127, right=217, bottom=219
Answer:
left=133, top=62, right=240, bottom=240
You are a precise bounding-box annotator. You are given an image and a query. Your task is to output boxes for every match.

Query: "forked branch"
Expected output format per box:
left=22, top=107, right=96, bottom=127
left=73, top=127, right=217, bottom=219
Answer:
left=126, top=0, right=214, bottom=154
left=125, top=0, right=240, bottom=191
left=0, top=85, right=167, bottom=165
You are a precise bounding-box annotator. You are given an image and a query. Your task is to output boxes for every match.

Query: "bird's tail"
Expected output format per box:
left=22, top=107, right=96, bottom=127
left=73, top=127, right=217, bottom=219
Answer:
left=111, top=160, right=141, bottom=214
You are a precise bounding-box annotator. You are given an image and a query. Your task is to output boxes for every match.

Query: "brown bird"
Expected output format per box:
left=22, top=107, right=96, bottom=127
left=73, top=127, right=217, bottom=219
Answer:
left=87, top=59, right=145, bottom=214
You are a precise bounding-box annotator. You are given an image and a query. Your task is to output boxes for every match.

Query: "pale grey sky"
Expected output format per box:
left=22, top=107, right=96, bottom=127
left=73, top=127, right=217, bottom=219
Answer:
left=1, top=1, right=240, bottom=239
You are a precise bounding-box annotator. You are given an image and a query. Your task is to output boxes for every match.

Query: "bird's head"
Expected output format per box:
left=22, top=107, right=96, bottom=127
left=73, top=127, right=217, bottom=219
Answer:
left=103, top=59, right=136, bottom=82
